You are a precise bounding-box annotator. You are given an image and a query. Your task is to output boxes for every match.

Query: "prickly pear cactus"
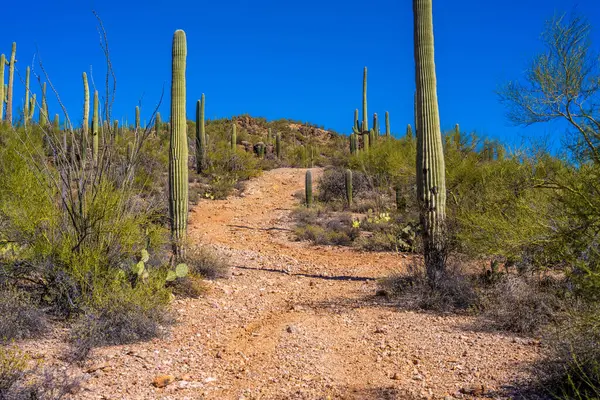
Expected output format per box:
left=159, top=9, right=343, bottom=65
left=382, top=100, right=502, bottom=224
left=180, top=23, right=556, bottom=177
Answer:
left=414, top=0, right=447, bottom=277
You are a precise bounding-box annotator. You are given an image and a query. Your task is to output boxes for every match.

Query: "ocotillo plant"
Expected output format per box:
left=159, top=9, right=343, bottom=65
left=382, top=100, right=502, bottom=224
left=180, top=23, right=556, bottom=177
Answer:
left=6, top=43, right=15, bottom=125
left=39, top=82, right=48, bottom=126
left=135, top=106, right=140, bottom=130
left=305, top=170, right=313, bottom=208
left=0, top=54, right=4, bottom=123
left=92, top=90, right=99, bottom=164
left=82, top=72, right=90, bottom=166
left=276, top=132, right=281, bottom=158
left=385, top=111, right=390, bottom=137
left=169, top=29, right=188, bottom=260
left=231, top=122, right=237, bottom=150
left=414, top=0, right=447, bottom=278
left=195, top=94, right=206, bottom=173
left=345, top=169, right=353, bottom=207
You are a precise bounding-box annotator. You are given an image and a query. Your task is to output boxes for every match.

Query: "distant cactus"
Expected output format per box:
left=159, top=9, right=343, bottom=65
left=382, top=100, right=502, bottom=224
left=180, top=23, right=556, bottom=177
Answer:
left=267, top=127, right=272, bottom=143
left=6, top=43, right=15, bottom=125
left=155, top=112, right=161, bottom=135
left=452, top=123, right=461, bottom=148
left=406, top=124, right=413, bottom=140
left=231, top=122, right=237, bottom=150
left=24, top=66, right=36, bottom=125
left=39, top=82, right=48, bottom=126
left=276, top=132, right=281, bottom=158
left=362, top=67, right=368, bottom=134
left=113, top=120, right=119, bottom=136
left=195, top=94, right=206, bottom=173
left=414, top=0, right=447, bottom=277
left=385, top=111, right=390, bottom=137
left=92, top=90, right=99, bottom=164
left=363, top=132, right=369, bottom=152
left=353, top=109, right=359, bottom=133
left=53, top=114, right=59, bottom=131
left=0, top=54, right=4, bottom=123
left=135, top=106, right=140, bottom=130
left=345, top=169, right=353, bottom=207
left=373, top=113, right=379, bottom=136
left=350, top=133, right=357, bottom=155
left=169, top=29, right=189, bottom=260
left=305, top=170, right=313, bottom=208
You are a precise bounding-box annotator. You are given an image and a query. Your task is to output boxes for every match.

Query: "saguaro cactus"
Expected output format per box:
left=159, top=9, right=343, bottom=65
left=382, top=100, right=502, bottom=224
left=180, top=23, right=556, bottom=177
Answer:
left=155, top=112, right=161, bottom=135
left=353, top=109, right=359, bottom=132
left=231, top=122, right=237, bottom=150
left=305, top=170, right=313, bottom=208
left=39, top=82, right=48, bottom=126
left=414, top=0, right=447, bottom=278
left=82, top=72, right=90, bottom=166
left=276, top=132, right=281, bottom=158
left=53, top=114, right=59, bottom=131
left=169, top=29, right=189, bottom=259
left=92, top=90, right=99, bottom=164
left=345, top=169, right=353, bottom=207
left=406, top=124, right=413, bottom=140
left=135, top=106, right=140, bottom=130
left=6, top=43, right=15, bottom=125
left=195, top=94, right=206, bottom=173
left=385, top=111, right=390, bottom=137
left=24, top=66, right=36, bottom=125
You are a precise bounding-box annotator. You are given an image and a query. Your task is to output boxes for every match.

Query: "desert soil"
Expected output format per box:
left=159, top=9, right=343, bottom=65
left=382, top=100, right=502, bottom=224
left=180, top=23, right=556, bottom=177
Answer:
left=24, top=168, right=542, bottom=399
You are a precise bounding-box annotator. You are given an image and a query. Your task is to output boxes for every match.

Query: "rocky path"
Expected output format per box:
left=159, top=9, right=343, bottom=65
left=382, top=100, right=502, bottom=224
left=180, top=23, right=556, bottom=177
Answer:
left=73, top=168, right=540, bottom=399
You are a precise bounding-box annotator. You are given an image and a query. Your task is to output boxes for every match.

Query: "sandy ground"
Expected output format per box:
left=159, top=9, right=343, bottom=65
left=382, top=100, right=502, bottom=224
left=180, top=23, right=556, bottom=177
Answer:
left=19, top=168, right=542, bottom=399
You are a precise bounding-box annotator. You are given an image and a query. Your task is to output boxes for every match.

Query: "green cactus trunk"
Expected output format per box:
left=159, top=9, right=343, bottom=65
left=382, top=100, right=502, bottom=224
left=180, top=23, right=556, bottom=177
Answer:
left=53, top=114, right=59, bottom=131
left=135, top=106, right=140, bottom=130
left=231, top=122, right=237, bottom=151
left=452, top=123, right=461, bottom=148
left=195, top=94, right=206, bottom=173
left=305, top=170, right=313, bottom=208
left=276, top=132, right=281, bottom=158
left=92, top=90, right=99, bottom=164
left=349, top=133, right=357, bottom=155
left=373, top=113, right=379, bottom=136
left=155, top=112, right=161, bottom=135
left=24, top=66, right=35, bottom=125
left=362, top=67, right=368, bottom=133
left=39, top=82, right=48, bottom=127
left=267, top=127, right=272, bottom=143
left=113, top=120, right=119, bottom=136
left=385, top=111, right=390, bottom=137
left=6, top=43, right=15, bottom=125
left=345, top=169, right=353, bottom=207
left=363, top=133, right=369, bottom=152
left=353, top=109, right=359, bottom=132
left=169, top=29, right=189, bottom=260
left=414, top=0, right=447, bottom=278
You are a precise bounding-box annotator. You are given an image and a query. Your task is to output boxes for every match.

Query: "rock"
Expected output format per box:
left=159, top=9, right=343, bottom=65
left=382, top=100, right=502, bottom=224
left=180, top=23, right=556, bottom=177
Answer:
left=286, top=325, right=298, bottom=334
left=374, top=326, right=386, bottom=334
left=152, top=374, right=176, bottom=388
left=375, top=289, right=389, bottom=297
left=391, top=372, right=401, bottom=380
left=460, top=383, right=485, bottom=396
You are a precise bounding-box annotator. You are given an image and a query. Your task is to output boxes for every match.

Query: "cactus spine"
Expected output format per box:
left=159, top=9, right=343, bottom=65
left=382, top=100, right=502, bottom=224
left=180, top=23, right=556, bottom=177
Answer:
left=92, top=90, right=99, bottom=164
left=305, top=170, right=313, bottom=208
left=135, top=106, right=140, bottom=130
left=414, top=0, right=447, bottom=277
left=195, top=94, right=206, bottom=173
left=6, top=43, right=15, bottom=125
left=276, top=132, right=281, bottom=158
left=169, top=29, right=188, bottom=259
left=345, top=169, right=353, bottom=207
left=385, top=111, right=390, bottom=137
left=231, top=122, right=237, bottom=150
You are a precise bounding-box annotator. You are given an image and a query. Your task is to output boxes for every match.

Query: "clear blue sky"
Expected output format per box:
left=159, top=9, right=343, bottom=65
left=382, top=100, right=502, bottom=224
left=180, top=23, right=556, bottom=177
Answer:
left=2, top=0, right=599, bottom=148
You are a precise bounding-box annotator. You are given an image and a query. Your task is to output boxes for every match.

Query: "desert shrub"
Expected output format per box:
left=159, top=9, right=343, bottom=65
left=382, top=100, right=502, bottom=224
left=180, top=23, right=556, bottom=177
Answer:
left=482, top=274, right=565, bottom=335
left=0, top=346, right=29, bottom=396
left=169, top=274, right=207, bottom=298
left=205, top=141, right=261, bottom=199
left=0, top=286, right=47, bottom=342
left=378, top=262, right=479, bottom=312
left=185, top=246, right=231, bottom=279
left=318, top=167, right=370, bottom=204
left=292, top=208, right=359, bottom=246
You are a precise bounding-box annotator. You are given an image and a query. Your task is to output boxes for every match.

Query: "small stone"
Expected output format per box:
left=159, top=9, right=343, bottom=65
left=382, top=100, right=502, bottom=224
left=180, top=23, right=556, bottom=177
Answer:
left=286, top=325, right=297, bottom=334
left=391, top=372, right=401, bottom=380
left=152, top=375, right=176, bottom=388
left=375, top=289, right=389, bottom=297
left=375, top=326, right=386, bottom=334
left=460, top=383, right=485, bottom=396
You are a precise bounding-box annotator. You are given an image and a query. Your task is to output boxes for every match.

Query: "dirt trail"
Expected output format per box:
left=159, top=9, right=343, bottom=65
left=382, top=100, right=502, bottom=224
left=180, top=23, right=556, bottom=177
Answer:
left=74, top=168, right=541, bottom=399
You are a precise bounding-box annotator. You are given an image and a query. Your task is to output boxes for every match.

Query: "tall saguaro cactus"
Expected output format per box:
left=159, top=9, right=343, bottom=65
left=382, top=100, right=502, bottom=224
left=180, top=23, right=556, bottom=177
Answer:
left=82, top=72, right=90, bottom=166
left=231, top=122, right=237, bottom=150
left=6, top=43, right=15, bottom=125
left=155, top=112, right=161, bottom=135
left=195, top=94, right=206, bottom=173
left=135, top=106, right=140, bottom=130
left=414, top=0, right=447, bottom=279
left=305, top=170, right=313, bottom=208
left=39, top=82, right=48, bottom=126
left=385, top=111, right=390, bottom=137
left=24, top=66, right=35, bottom=125
left=0, top=54, right=5, bottom=123
left=169, top=29, right=189, bottom=260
